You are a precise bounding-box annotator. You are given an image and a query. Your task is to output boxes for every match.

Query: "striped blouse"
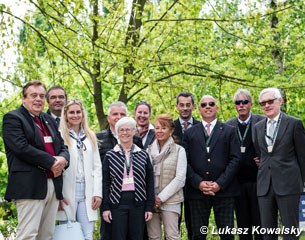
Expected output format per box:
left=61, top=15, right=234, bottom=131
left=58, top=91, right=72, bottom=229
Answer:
left=102, top=145, right=154, bottom=212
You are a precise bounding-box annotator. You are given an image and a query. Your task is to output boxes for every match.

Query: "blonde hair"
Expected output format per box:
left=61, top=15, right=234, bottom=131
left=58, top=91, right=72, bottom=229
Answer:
left=59, top=99, right=97, bottom=149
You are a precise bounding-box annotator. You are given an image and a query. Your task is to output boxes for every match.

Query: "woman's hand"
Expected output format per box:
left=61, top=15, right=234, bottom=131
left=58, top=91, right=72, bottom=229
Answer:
left=103, top=210, right=112, bottom=223
left=154, top=195, right=162, bottom=209
left=145, top=211, right=153, bottom=222
left=58, top=198, right=69, bottom=210
left=91, top=196, right=102, bottom=210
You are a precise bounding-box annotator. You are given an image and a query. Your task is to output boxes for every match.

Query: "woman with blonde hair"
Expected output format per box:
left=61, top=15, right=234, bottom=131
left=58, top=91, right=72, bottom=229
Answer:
left=57, top=99, right=102, bottom=240
left=147, top=114, right=187, bottom=240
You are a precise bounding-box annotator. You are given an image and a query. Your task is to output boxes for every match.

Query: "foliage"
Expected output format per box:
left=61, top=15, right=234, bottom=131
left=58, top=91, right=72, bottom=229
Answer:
left=1, top=1, right=305, bottom=238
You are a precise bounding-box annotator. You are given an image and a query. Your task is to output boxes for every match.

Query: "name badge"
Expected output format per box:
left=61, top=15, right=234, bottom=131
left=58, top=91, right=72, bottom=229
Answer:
left=206, top=147, right=210, bottom=153
left=267, top=146, right=273, bottom=153
left=240, top=147, right=246, bottom=153
left=123, top=177, right=134, bottom=185
left=44, top=136, right=53, bottom=143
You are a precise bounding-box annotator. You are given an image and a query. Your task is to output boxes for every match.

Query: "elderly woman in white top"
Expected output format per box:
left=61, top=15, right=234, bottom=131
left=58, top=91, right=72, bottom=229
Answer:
left=57, top=99, right=102, bottom=240
left=147, top=114, right=187, bottom=240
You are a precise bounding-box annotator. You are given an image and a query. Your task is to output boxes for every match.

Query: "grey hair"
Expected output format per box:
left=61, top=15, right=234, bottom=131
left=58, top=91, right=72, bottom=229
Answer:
left=233, top=89, right=252, bottom=102
left=115, top=117, right=137, bottom=135
left=107, top=101, right=127, bottom=115
left=259, top=87, right=282, bottom=102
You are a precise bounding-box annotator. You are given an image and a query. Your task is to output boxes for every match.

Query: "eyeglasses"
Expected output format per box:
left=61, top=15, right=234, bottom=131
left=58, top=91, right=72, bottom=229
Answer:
left=259, top=98, right=277, bottom=107
left=235, top=99, right=250, bottom=105
left=118, top=128, right=133, bottom=134
left=200, top=102, right=216, bottom=108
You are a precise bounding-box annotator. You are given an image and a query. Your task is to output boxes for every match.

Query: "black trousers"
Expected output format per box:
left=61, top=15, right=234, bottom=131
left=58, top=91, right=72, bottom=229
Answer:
left=111, top=192, right=145, bottom=240
left=258, top=185, right=300, bottom=240
left=235, top=181, right=263, bottom=240
left=189, top=197, right=235, bottom=240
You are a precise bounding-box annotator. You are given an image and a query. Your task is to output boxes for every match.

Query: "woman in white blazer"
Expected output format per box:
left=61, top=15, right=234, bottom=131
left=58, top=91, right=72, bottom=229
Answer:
left=57, top=99, right=102, bottom=240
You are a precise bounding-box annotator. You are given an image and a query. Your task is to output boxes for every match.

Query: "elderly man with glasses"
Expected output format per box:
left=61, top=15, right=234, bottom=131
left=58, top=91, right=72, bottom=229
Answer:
left=253, top=87, right=305, bottom=240
left=182, top=95, right=241, bottom=240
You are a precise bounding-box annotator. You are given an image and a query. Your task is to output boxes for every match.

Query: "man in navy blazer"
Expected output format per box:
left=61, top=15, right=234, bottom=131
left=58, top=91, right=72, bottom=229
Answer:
left=3, top=80, right=69, bottom=240
left=253, top=87, right=305, bottom=240
left=183, top=95, right=240, bottom=240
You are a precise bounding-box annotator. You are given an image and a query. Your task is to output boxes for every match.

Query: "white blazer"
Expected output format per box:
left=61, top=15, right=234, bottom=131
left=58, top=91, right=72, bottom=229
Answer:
left=57, top=137, right=102, bottom=221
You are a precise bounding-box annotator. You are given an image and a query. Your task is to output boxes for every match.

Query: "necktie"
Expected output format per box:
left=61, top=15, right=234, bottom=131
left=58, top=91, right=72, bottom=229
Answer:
left=55, top=117, right=60, bottom=127
left=268, top=120, right=276, bottom=144
left=183, top=121, right=189, bottom=130
left=206, top=123, right=211, bottom=136
left=241, top=121, right=247, bottom=126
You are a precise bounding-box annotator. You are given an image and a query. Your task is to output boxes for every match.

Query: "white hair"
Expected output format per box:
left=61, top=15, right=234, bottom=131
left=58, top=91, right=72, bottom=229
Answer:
left=115, top=117, right=136, bottom=135
left=259, top=87, right=282, bottom=102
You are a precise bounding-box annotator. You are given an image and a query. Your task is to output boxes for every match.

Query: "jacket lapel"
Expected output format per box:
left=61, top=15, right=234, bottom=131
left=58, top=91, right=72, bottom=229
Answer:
left=20, top=105, right=45, bottom=147
left=272, top=113, right=288, bottom=151
left=208, top=121, right=222, bottom=153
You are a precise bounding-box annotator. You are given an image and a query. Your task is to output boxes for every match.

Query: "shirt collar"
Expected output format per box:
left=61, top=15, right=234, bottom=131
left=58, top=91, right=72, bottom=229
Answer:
left=268, top=112, right=281, bottom=123
left=202, top=118, right=217, bottom=128
left=179, top=117, right=194, bottom=125
left=238, top=113, right=252, bottom=124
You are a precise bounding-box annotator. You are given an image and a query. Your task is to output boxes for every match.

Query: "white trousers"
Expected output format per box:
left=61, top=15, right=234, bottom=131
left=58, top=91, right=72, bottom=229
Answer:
left=75, top=182, right=94, bottom=240
left=15, top=179, right=59, bottom=240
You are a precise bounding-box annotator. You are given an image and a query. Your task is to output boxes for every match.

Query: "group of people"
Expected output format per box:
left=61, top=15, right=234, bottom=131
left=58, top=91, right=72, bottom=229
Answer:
left=2, top=80, right=305, bottom=240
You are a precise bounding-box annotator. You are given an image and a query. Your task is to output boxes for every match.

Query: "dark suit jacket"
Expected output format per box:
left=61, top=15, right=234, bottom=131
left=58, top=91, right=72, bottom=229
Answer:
left=3, top=105, right=70, bottom=201
left=253, top=112, right=305, bottom=196
left=143, top=129, right=155, bottom=150
left=173, top=117, right=200, bottom=145
left=183, top=121, right=241, bottom=199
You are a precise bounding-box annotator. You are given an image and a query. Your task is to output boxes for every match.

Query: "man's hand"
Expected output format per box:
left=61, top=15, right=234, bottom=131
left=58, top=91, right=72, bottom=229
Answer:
left=199, top=181, right=214, bottom=196
left=51, top=156, right=67, bottom=177
left=254, top=157, right=260, bottom=167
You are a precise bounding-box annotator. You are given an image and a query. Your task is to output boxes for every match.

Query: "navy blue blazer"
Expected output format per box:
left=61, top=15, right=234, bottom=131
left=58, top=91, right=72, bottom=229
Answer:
left=3, top=105, right=69, bottom=201
left=182, top=121, right=241, bottom=198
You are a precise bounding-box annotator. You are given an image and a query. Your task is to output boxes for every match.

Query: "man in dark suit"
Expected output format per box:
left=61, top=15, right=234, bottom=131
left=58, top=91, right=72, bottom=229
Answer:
left=173, top=91, right=200, bottom=240
left=2, top=80, right=69, bottom=240
left=226, top=89, right=264, bottom=240
left=46, top=85, right=67, bottom=127
left=96, top=101, right=143, bottom=240
left=253, top=87, right=305, bottom=240
left=183, top=95, right=240, bottom=240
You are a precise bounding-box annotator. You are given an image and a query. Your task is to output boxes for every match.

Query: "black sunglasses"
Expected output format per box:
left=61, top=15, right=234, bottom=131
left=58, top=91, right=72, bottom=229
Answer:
left=235, top=99, right=250, bottom=105
left=200, top=102, right=216, bottom=108
left=259, top=98, right=277, bottom=107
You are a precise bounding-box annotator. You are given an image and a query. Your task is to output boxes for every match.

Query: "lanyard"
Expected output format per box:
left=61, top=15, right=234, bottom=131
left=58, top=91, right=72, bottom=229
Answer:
left=237, top=121, right=251, bottom=146
left=265, top=113, right=282, bottom=144
left=119, top=144, right=134, bottom=177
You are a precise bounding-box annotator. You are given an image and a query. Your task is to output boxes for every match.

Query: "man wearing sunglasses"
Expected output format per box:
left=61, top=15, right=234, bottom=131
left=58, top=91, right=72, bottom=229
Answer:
left=183, top=95, right=240, bottom=240
left=253, top=87, right=305, bottom=240
left=227, top=89, right=264, bottom=240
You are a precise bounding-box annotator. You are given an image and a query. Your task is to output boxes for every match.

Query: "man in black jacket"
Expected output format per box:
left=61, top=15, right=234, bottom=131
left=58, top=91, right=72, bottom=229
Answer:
left=96, top=101, right=143, bottom=240
left=173, top=91, right=200, bottom=240
left=3, top=80, right=69, bottom=240
left=226, top=89, right=264, bottom=240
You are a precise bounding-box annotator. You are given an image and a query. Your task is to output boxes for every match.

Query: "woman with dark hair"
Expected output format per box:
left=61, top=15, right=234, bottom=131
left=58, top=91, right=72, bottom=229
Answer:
left=135, top=101, right=155, bottom=149
left=147, top=114, right=187, bottom=240
left=102, top=117, right=154, bottom=240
